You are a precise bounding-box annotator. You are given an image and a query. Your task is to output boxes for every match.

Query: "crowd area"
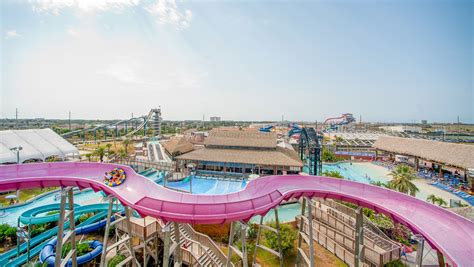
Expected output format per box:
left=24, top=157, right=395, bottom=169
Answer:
left=373, top=160, right=473, bottom=206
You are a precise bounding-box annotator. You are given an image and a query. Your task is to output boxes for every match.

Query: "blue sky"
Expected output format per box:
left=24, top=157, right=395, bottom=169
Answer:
left=1, top=0, right=472, bottom=123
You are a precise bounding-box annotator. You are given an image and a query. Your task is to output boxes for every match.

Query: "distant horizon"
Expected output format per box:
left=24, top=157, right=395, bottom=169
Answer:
left=1, top=0, right=472, bottom=123
left=0, top=111, right=471, bottom=125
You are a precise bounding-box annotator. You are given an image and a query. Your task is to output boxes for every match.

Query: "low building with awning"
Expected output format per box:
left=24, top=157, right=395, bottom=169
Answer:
left=176, top=129, right=303, bottom=175
left=373, top=136, right=474, bottom=181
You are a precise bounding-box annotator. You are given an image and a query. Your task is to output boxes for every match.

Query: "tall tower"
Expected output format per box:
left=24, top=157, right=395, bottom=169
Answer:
left=150, top=108, right=162, bottom=138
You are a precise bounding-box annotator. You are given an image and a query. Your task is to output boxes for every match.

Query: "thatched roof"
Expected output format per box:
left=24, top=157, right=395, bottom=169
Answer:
left=373, top=136, right=474, bottom=169
left=162, top=137, right=194, bottom=155
left=205, top=129, right=277, bottom=149
left=176, top=147, right=303, bottom=167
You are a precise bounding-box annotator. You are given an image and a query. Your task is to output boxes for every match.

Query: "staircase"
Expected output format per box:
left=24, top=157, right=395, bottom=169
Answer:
left=169, top=223, right=226, bottom=267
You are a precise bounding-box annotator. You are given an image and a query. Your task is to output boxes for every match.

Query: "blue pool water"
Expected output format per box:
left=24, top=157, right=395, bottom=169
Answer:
left=322, top=162, right=390, bottom=184
left=165, top=177, right=247, bottom=194
left=142, top=170, right=247, bottom=195
left=0, top=190, right=104, bottom=226
left=250, top=203, right=302, bottom=224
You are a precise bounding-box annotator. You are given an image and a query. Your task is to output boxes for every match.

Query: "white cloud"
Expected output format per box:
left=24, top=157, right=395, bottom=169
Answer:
left=28, top=0, right=141, bottom=14
left=27, top=0, right=193, bottom=29
left=66, top=26, right=78, bottom=37
left=5, top=30, right=20, bottom=39
left=145, top=0, right=193, bottom=29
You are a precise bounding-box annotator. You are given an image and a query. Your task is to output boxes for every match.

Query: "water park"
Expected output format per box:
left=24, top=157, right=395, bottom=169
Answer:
left=0, top=113, right=473, bottom=267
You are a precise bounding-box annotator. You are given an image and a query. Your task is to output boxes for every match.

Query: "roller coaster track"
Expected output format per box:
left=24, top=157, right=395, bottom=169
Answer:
left=61, top=109, right=159, bottom=142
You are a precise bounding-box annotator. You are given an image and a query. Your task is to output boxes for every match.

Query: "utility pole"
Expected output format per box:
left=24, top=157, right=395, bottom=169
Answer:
left=15, top=108, right=18, bottom=129
left=457, top=116, right=460, bottom=142
left=68, top=111, right=71, bottom=131
left=202, top=114, right=205, bottom=130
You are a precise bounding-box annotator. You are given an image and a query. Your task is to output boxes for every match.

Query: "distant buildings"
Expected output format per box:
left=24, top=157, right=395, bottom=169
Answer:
left=209, top=116, right=221, bottom=122
left=379, top=125, right=422, bottom=133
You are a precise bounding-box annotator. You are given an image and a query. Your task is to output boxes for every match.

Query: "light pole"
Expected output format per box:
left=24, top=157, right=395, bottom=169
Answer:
left=10, top=146, right=23, bottom=199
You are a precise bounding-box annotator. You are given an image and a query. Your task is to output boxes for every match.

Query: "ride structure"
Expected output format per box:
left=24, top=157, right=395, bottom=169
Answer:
left=299, top=127, right=323, bottom=176
left=322, top=113, right=356, bottom=132
left=0, top=201, right=113, bottom=266
left=0, top=162, right=473, bottom=266
left=61, top=108, right=162, bottom=143
left=258, top=125, right=274, bottom=133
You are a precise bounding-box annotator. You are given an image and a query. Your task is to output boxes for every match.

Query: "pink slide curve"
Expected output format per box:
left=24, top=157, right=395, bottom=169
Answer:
left=0, top=162, right=472, bottom=266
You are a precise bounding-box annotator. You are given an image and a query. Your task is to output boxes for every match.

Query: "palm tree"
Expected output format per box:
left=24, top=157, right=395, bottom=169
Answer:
left=117, top=148, right=127, bottom=159
left=426, top=194, right=438, bottom=204
left=85, top=153, right=92, bottom=162
left=105, top=143, right=112, bottom=154
left=122, top=138, right=130, bottom=155
left=388, top=164, right=419, bottom=196
left=436, top=197, right=447, bottom=207
left=93, top=147, right=106, bottom=162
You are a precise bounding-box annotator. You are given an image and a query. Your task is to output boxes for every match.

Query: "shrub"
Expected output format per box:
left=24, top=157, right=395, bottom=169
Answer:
left=263, top=223, right=297, bottom=255
left=0, top=223, right=17, bottom=243
left=108, top=254, right=126, bottom=267
left=322, top=148, right=337, bottom=162
left=384, top=259, right=405, bottom=267
left=323, top=170, right=344, bottom=179
left=193, top=224, right=230, bottom=243
left=247, top=223, right=259, bottom=240
left=62, top=242, right=92, bottom=257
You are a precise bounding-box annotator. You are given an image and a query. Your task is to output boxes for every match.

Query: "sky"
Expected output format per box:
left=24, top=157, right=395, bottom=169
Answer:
left=1, top=0, right=472, bottom=123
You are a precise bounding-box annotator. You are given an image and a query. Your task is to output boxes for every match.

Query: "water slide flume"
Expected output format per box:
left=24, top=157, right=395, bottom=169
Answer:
left=0, top=163, right=472, bottom=266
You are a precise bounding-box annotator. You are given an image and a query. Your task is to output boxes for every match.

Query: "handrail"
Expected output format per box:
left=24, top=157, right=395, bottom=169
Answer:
left=317, top=198, right=394, bottom=243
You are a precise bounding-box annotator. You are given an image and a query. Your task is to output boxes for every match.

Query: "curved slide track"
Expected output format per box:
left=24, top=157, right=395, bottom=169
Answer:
left=0, top=162, right=473, bottom=266
left=0, top=203, right=112, bottom=266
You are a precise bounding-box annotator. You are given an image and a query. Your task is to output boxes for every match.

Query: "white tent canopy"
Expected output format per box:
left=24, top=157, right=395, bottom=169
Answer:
left=0, top=129, right=78, bottom=163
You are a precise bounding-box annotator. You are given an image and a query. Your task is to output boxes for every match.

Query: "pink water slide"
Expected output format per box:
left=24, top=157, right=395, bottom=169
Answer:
left=0, top=162, right=472, bottom=266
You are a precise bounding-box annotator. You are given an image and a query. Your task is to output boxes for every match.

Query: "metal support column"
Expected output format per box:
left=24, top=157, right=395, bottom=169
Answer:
left=99, top=197, right=140, bottom=267
left=173, top=222, right=182, bottom=266
left=354, top=207, right=364, bottom=267
left=226, top=221, right=248, bottom=267
left=306, top=197, right=314, bottom=266
left=55, top=187, right=77, bottom=267
left=162, top=223, right=172, bottom=267
left=296, top=197, right=314, bottom=267
left=252, top=208, right=283, bottom=267
left=415, top=234, right=425, bottom=267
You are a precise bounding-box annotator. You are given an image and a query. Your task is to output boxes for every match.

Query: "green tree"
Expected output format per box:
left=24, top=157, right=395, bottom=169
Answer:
left=105, top=143, right=112, bottom=154
left=93, top=147, right=106, bottom=162
left=436, top=197, right=447, bottom=207
left=370, top=181, right=391, bottom=188
left=426, top=194, right=438, bottom=204
left=85, top=153, right=92, bottom=162
left=117, top=148, right=127, bottom=159
left=322, top=170, right=344, bottom=179
left=387, top=164, right=419, bottom=196
left=263, top=223, right=297, bottom=255
left=321, top=148, right=337, bottom=162
left=122, top=138, right=130, bottom=155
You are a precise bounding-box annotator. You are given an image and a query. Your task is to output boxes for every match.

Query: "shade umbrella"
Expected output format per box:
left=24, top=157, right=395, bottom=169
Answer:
left=4, top=195, right=17, bottom=199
